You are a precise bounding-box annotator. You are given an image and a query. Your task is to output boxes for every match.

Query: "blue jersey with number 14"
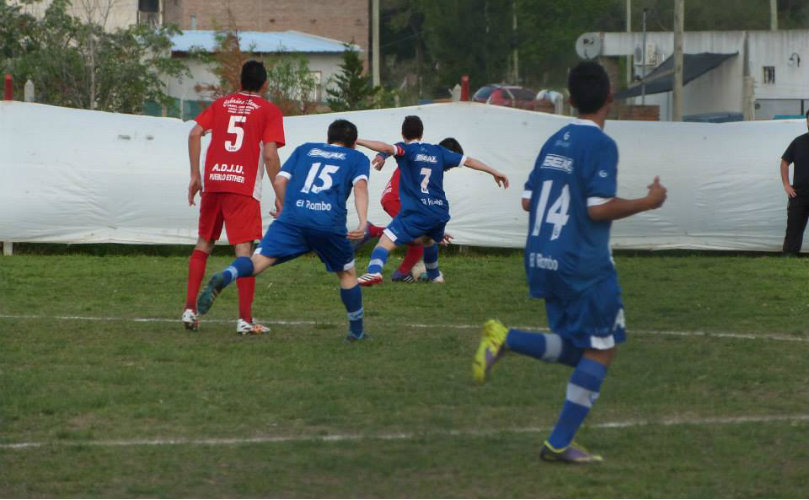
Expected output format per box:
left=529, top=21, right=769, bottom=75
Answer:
left=277, top=142, right=370, bottom=235
left=524, top=120, right=618, bottom=301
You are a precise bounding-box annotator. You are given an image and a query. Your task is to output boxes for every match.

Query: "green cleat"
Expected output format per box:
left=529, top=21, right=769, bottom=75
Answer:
left=473, top=319, right=508, bottom=385
left=540, top=441, right=603, bottom=465
left=197, top=273, right=226, bottom=315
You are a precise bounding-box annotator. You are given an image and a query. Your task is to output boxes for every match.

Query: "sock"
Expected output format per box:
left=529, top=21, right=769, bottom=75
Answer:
left=398, top=243, right=424, bottom=274
left=340, top=285, right=364, bottom=336
left=221, top=256, right=254, bottom=287
left=237, top=277, right=255, bottom=323
left=505, top=329, right=583, bottom=367
left=185, top=250, right=209, bottom=311
left=547, top=358, right=608, bottom=450
left=368, top=223, right=385, bottom=238
left=423, top=244, right=440, bottom=279
left=367, top=246, right=389, bottom=274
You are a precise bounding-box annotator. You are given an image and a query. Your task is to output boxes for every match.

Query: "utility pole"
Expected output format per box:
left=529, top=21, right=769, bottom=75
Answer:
left=626, top=0, right=632, bottom=85
left=372, top=0, right=380, bottom=87
left=512, top=0, right=519, bottom=83
left=672, top=0, right=684, bottom=121
left=641, top=9, right=647, bottom=105
left=770, top=0, right=778, bottom=30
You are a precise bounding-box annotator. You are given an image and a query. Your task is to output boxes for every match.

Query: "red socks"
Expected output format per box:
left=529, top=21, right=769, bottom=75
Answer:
left=185, top=250, right=209, bottom=311
left=398, top=244, right=424, bottom=274
left=368, top=223, right=385, bottom=238
left=237, top=277, right=256, bottom=323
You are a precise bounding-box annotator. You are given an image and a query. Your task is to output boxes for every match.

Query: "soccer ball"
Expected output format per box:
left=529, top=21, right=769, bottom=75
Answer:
left=411, top=260, right=427, bottom=280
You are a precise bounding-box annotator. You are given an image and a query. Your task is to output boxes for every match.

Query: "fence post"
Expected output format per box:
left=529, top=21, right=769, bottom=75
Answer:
left=24, top=79, right=34, bottom=102
left=4, top=74, right=12, bottom=100
left=460, top=75, right=469, bottom=101
left=2, top=242, right=12, bottom=256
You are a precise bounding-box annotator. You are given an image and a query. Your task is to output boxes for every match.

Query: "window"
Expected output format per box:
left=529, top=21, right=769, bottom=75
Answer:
left=763, top=66, right=776, bottom=84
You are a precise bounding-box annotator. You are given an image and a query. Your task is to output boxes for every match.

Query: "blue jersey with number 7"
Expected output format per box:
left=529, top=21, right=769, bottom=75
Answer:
left=392, top=142, right=465, bottom=223
left=276, top=142, right=370, bottom=235
left=523, top=120, right=618, bottom=301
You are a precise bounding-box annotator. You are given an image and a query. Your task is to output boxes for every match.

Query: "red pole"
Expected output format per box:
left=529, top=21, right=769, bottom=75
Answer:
left=4, top=74, right=12, bottom=100
left=460, top=75, right=469, bottom=101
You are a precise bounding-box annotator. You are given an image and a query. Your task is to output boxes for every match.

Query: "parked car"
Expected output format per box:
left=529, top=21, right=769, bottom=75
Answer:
left=472, top=84, right=539, bottom=110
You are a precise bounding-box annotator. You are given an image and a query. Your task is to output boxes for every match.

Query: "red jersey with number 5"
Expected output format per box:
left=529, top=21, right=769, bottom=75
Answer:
left=195, top=92, right=285, bottom=200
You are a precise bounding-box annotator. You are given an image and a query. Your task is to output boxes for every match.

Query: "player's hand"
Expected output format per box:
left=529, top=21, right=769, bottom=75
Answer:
left=347, top=222, right=368, bottom=240
left=269, top=198, right=283, bottom=218
left=646, top=176, right=667, bottom=209
left=784, top=184, right=797, bottom=198
left=440, top=232, right=454, bottom=246
left=187, top=176, right=202, bottom=206
left=372, top=155, right=386, bottom=171
left=493, top=171, right=510, bottom=189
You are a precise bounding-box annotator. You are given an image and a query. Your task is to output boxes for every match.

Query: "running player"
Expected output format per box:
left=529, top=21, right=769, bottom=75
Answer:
left=196, top=119, right=370, bottom=342
left=182, top=60, right=285, bottom=335
left=356, top=116, right=509, bottom=286
left=360, top=138, right=465, bottom=282
left=473, top=62, right=667, bottom=463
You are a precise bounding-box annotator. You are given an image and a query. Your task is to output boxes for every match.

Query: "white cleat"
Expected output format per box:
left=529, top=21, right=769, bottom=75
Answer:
left=429, top=271, right=445, bottom=283
left=236, top=319, right=270, bottom=336
left=182, top=309, right=199, bottom=331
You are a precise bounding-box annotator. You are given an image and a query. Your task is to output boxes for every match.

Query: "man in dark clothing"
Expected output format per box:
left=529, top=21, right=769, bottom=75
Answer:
left=780, top=110, right=809, bottom=255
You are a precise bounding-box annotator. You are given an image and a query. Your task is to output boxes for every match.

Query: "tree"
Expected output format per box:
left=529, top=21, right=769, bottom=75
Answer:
left=0, top=0, right=187, bottom=113
left=194, top=27, right=319, bottom=116
left=326, top=44, right=378, bottom=111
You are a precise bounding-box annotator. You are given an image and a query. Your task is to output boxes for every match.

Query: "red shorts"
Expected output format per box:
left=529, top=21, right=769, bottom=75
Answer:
left=381, top=195, right=401, bottom=218
left=198, top=191, right=262, bottom=245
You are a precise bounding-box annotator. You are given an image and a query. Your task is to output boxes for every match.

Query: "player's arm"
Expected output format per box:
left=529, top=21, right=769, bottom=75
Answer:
left=263, top=141, right=283, bottom=214
left=780, top=158, right=797, bottom=198
left=588, top=176, right=667, bottom=221
left=463, top=157, right=509, bottom=189
left=348, top=179, right=369, bottom=240
left=357, top=138, right=398, bottom=156
left=272, top=173, right=289, bottom=217
left=372, top=151, right=389, bottom=171
left=187, top=124, right=205, bottom=206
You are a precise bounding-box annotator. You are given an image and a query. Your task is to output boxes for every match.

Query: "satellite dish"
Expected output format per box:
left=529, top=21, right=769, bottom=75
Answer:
left=575, top=33, right=602, bottom=60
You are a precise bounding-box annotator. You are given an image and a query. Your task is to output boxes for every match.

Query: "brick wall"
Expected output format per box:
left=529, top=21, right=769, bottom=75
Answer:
left=617, top=104, right=660, bottom=121
left=163, top=0, right=368, bottom=64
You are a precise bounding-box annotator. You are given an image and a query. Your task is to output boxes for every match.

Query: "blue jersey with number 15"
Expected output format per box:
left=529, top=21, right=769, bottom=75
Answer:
left=524, top=120, right=618, bottom=301
left=277, top=142, right=370, bottom=235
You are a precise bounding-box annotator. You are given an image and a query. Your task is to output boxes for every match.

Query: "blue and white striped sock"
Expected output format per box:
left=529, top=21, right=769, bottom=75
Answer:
left=547, top=358, right=608, bottom=449
left=221, top=256, right=254, bottom=288
left=505, top=329, right=582, bottom=367
left=423, top=244, right=440, bottom=279
left=367, top=246, right=389, bottom=275
left=339, top=285, right=364, bottom=336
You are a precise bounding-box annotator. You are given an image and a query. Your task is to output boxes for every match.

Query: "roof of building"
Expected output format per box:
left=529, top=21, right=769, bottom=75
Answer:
left=615, top=52, right=737, bottom=99
left=171, top=30, right=359, bottom=54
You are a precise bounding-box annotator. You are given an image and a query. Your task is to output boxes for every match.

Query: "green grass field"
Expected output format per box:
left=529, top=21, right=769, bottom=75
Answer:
left=1, top=248, right=808, bottom=497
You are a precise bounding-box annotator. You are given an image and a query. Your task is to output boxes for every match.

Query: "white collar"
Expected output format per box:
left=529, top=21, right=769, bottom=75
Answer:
left=572, top=118, right=600, bottom=128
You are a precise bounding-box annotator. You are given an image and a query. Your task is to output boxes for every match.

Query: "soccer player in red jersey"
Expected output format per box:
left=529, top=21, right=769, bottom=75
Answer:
left=182, top=60, right=285, bottom=335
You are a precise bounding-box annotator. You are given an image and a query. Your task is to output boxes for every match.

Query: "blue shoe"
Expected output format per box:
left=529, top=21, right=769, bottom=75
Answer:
left=345, top=331, right=368, bottom=343
left=197, top=273, right=225, bottom=315
left=392, top=269, right=415, bottom=283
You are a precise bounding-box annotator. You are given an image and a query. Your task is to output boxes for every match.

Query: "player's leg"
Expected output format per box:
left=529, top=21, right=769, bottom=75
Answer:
left=540, top=276, right=625, bottom=464
left=393, top=243, right=424, bottom=282
left=337, top=268, right=366, bottom=342
left=183, top=192, right=224, bottom=331
left=358, top=234, right=397, bottom=286
left=783, top=192, right=809, bottom=255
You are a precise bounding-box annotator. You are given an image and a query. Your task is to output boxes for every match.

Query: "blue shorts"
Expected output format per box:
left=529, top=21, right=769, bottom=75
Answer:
left=544, top=273, right=626, bottom=350
left=384, top=213, right=447, bottom=245
left=256, top=220, right=355, bottom=273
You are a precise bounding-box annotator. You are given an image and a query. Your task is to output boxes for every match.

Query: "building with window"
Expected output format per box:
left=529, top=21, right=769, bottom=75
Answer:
left=576, top=30, right=809, bottom=121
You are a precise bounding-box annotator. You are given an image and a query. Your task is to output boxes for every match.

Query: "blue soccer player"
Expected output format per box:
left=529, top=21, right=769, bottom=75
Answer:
left=197, top=119, right=371, bottom=342
left=355, top=116, right=509, bottom=286
left=473, top=62, right=667, bottom=463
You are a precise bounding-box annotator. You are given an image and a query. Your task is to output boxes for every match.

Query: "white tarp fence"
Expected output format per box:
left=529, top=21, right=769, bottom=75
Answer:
left=0, top=100, right=804, bottom=251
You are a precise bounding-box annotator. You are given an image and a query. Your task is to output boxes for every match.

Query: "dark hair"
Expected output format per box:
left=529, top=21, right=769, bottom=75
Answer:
left=805, top=110, right=809, bottom=119
left=568, top=61, right=610, bottom=114
left=327, top=119, right=358, bottom=146
left=401, top=115, right=424, bottom=140
left=241, top=60, right=267, bottom=92
left=439, top=137, right=463, bottom=155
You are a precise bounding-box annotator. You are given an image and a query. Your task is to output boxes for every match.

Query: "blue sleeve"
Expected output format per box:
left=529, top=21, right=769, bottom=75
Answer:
left=393, top=142, right=407, bottom=157
left=523, top=145, right=546, bottom=199
left=280, top=146, right=301, bottom=178
left=353, top=153, right=371, bottom=184
left=440, top=146, right=464, bottom=170
left=585, top=138, right=618, bottom=199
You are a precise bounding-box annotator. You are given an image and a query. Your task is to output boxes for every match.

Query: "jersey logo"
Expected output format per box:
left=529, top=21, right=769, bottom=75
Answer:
left=308, top=148, right=347, bottom=160
left=541, top=154, right=574, bottom=174
left=598, top=170, right=609, bottom=178
left=414, top=153, right=438, bottom=163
